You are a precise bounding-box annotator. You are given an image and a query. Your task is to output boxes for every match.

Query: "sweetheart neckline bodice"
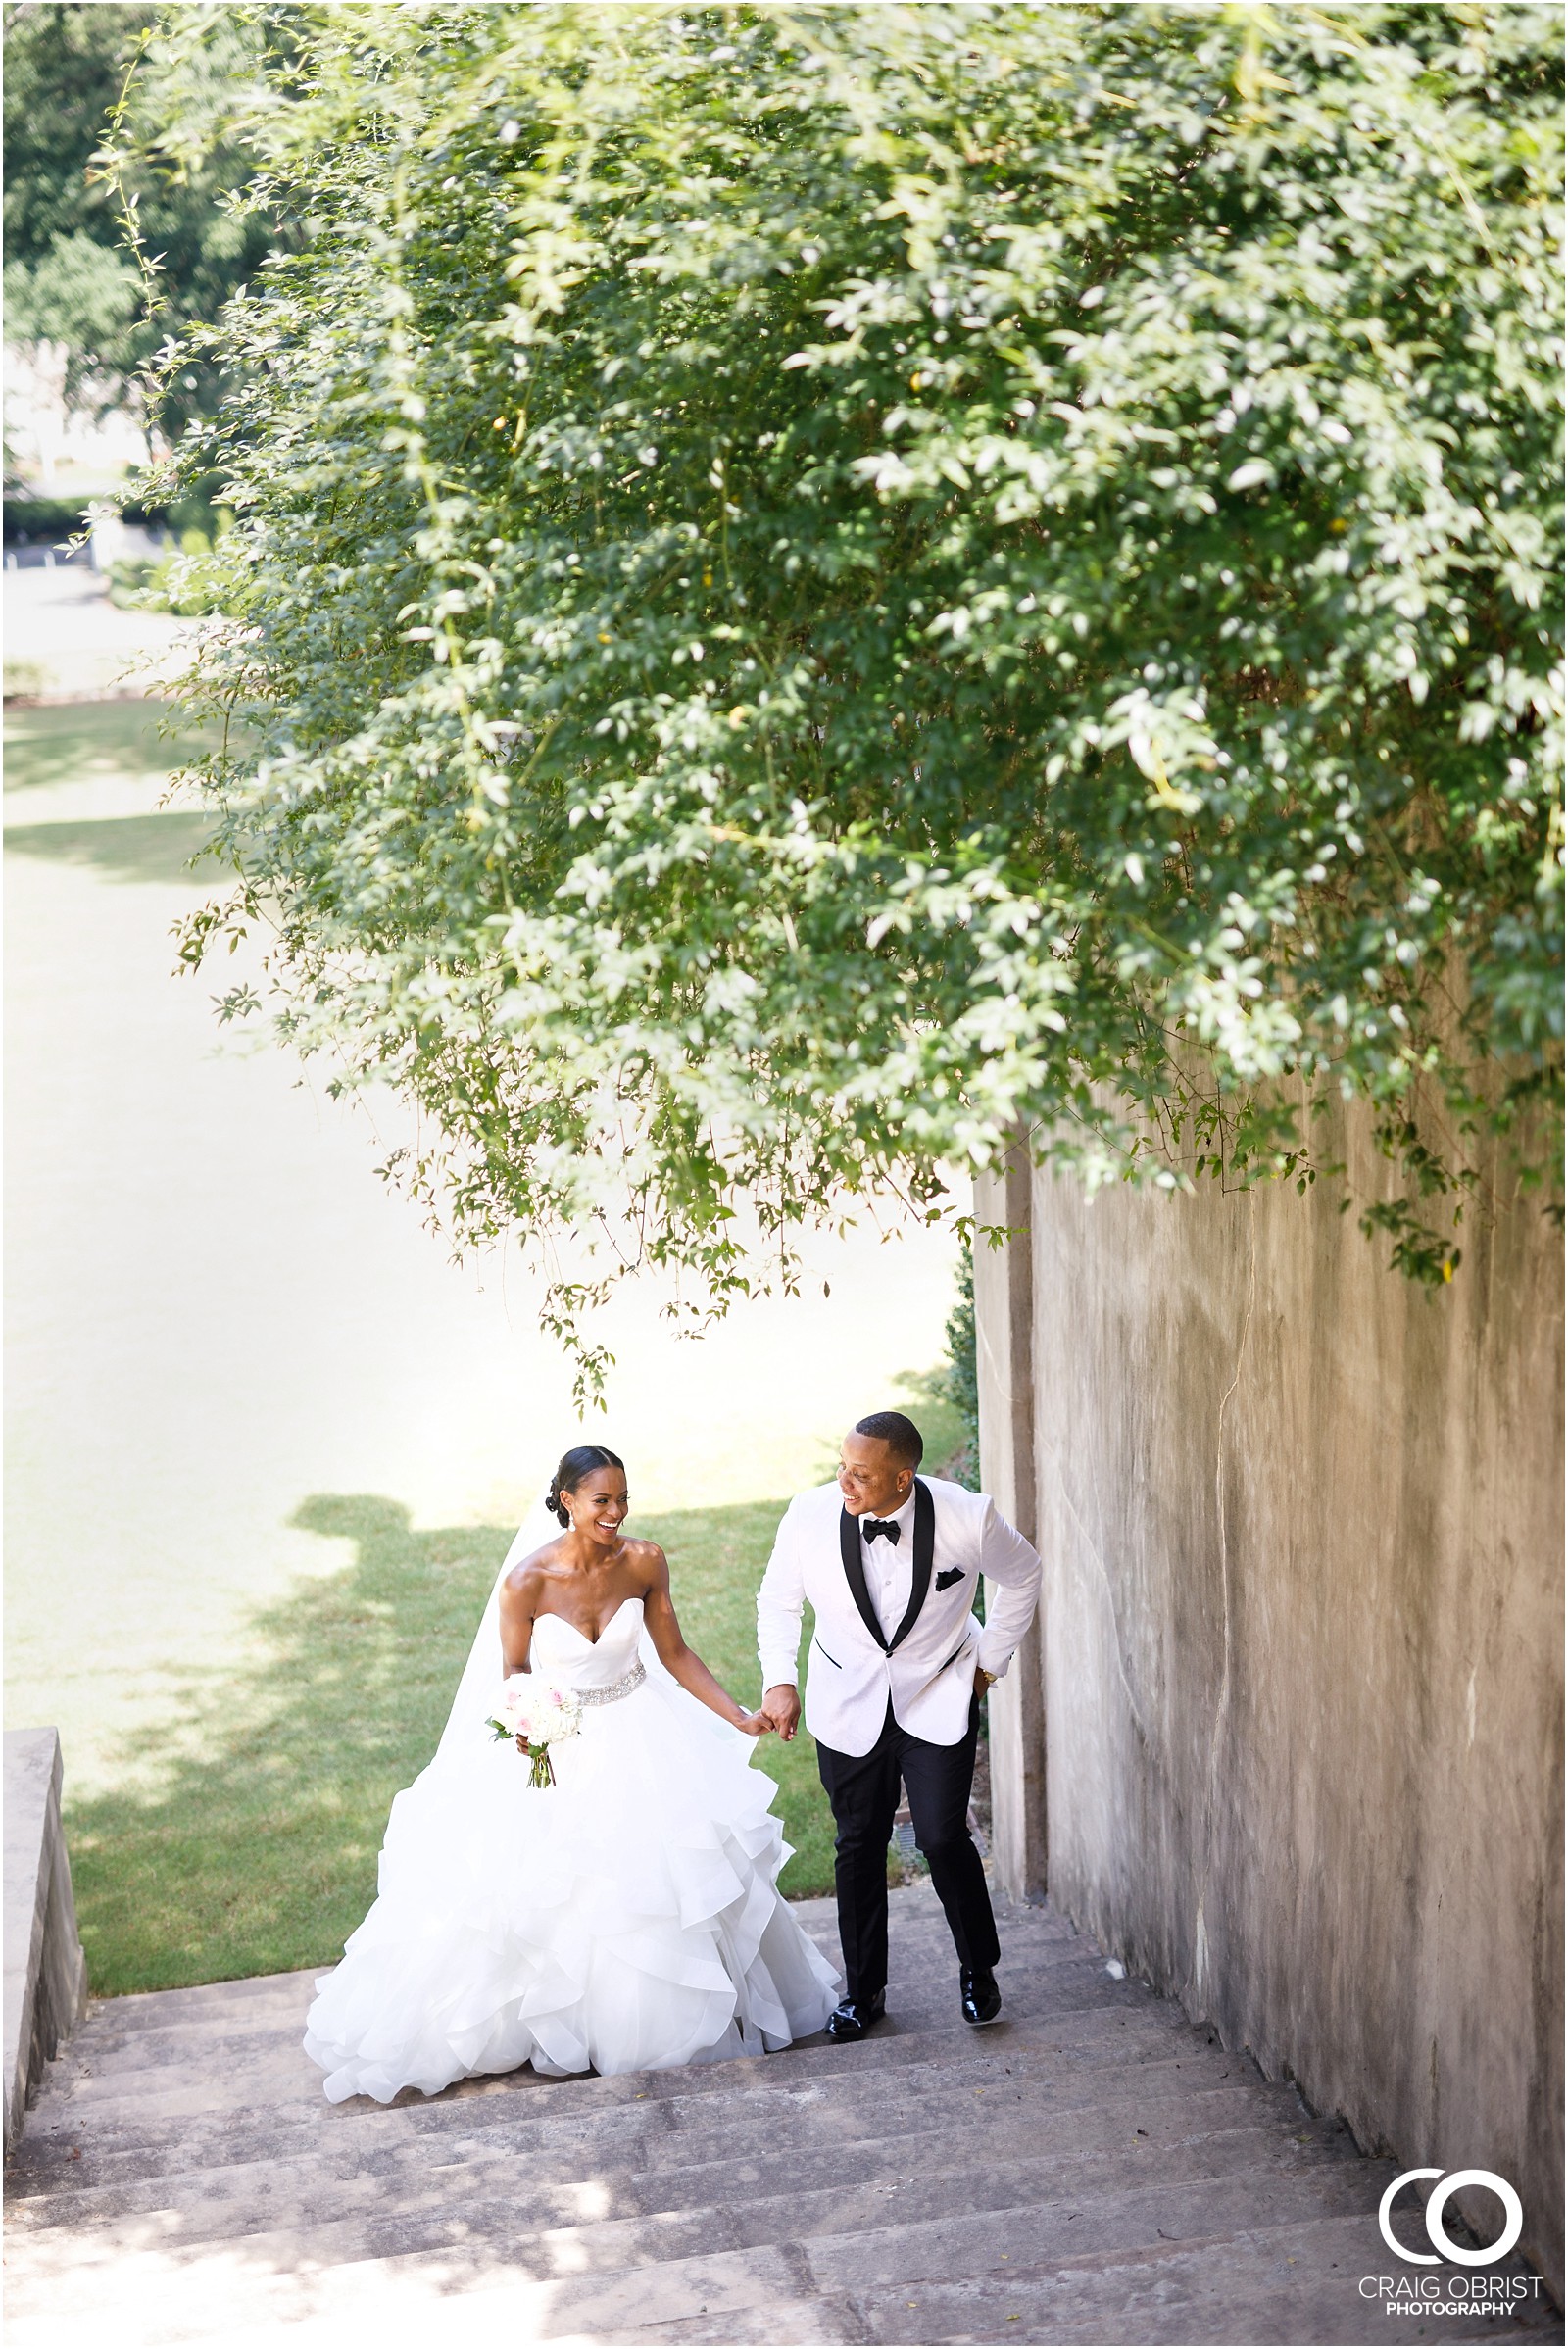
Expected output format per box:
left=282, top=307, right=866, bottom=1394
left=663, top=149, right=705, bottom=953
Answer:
left=533, top=1593, right=644, bottom=1650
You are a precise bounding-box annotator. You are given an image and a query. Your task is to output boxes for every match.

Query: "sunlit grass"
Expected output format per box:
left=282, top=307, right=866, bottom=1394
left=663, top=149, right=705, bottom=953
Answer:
left=2, top=696, right=202, bottom=794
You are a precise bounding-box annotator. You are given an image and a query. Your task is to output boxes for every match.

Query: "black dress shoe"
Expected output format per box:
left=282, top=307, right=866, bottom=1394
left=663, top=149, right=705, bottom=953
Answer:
left=960, top=1966, right=1002, bottom=2026
left=824, top=1991, right=886, bottom=2042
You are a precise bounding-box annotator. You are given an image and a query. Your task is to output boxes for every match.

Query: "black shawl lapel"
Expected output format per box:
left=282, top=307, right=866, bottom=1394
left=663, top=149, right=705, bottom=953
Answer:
left=839, top=1505, right=890, bottom=1652
left=888, top=1479, right=935, bottom=1652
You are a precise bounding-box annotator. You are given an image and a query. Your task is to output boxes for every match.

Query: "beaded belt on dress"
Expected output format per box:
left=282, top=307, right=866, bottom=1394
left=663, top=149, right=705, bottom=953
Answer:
left=577, top=1661, right=646, bottom=1707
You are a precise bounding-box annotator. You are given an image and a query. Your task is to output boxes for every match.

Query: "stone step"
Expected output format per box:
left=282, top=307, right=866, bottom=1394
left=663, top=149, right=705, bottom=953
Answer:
left=37, top=1932, right=1102, bottom=2092
left=73, top=1970, right=330, bottom=2031
left=15, top=1884, right=1543, bottom=2347
left=563, top=2300, right=864, bottom=2347
left=9, top=2075, right=1308, bottom=2246
left=844, top=2214, right=1565, bottom=2347
left=5, top=2124, right=1357, bottom=2311
left=50, top=1890, right=1075, bottom=2058
left=61, top=1926, right=1089, bottom=2076
left=38, top=1895, right=1065, bottom=2034
left=13, top=1978, right=1106, bottom=2111
left=0, top=2153, right=1405, bottom=2347
left=433, top=2172, right=1547, bottom=2346
left=11, top=1993, right=1250, bottom=2189
left=9, top=2059, right=1273, bottom=2252
left=11, top=2084, right=1346, bottom=2276
left=24, top=1971, right=1138, bottom=2142
left=622, top=2225, right=1564, bottom=2348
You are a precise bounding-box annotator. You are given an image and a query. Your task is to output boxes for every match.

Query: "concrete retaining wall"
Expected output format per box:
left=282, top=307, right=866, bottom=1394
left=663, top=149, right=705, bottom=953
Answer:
left=5, top=1729, right=87, bottom=2153
left=976, top=1100, right=1563, bottom=2292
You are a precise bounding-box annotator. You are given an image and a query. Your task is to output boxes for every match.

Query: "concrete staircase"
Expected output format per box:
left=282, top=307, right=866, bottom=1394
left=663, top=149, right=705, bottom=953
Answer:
left=6, top=1884, right=1558, bottom=2347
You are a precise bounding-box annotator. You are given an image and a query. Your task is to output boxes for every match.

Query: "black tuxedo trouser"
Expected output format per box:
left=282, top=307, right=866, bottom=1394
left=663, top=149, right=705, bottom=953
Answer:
left=816, top=1696, right=1000, bottom=2002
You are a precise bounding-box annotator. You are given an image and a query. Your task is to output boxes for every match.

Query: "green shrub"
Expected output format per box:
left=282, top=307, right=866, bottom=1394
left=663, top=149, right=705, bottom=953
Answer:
left=137, top=5, right=1561, bottom=1384
left=3, top=497, right=87, bottom=547
left=940, top=1246, right=979, bottom=1491
left=108, top=519, right=233, bottom=615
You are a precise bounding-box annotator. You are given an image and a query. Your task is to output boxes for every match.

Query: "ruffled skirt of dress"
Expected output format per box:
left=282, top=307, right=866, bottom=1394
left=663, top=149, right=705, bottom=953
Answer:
left=303, top=1666, right=842, bottom=2102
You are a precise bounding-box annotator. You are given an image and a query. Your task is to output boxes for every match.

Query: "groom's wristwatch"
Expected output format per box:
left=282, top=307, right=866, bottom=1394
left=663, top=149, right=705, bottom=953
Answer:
left=976, top=1666, right=998, bottom=1688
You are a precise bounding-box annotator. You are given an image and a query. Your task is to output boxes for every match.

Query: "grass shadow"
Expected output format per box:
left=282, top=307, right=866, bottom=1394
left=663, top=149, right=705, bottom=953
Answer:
left=2, top=698, right=210, bottom=793
left=66, top=1493, right=837, bottom=1997
left=5, top=811, right=216, bottom=885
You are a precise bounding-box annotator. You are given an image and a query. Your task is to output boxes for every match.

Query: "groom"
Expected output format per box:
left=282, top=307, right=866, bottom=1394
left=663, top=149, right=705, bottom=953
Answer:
left=757, top=1410, right=1042, bottom=2039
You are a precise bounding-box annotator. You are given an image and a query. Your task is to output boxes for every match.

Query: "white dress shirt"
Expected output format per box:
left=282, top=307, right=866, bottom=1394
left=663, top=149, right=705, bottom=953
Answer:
left=859, top=1489, right=918, bottom=1643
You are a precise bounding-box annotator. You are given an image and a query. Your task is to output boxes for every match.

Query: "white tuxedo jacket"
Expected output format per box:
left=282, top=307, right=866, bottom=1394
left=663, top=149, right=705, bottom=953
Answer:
left=757, top=1476, right=1043, bottom=1757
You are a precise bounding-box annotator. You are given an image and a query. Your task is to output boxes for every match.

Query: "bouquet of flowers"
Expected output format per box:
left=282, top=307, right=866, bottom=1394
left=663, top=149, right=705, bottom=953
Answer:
left=486, top=1676, right=584, bottom=1788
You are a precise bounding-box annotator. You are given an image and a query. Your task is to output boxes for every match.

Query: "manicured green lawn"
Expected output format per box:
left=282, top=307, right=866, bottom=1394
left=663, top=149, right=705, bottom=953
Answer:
left=2, top=696, right=198, bottom=794
left=68, top=1494, right=834, bottom=1994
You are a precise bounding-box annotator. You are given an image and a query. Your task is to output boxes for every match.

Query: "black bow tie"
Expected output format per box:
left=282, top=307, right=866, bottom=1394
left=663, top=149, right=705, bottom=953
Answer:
left=863, top=1518, right=902, bottom=1545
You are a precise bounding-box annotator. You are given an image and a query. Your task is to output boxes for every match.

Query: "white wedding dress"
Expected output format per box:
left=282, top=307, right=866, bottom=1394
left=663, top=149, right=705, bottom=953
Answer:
left=304, top=1530, right=841, bottom=2103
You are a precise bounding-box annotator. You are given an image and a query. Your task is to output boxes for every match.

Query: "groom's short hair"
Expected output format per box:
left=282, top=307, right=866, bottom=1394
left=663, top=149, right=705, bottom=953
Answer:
left=855, top=1410, right=923, bottom=1467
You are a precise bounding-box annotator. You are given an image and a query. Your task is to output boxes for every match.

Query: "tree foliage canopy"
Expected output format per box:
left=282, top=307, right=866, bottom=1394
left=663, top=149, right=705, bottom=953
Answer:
left=149, top=2, right=1562, bottom=1385
left=3, top=0, right=284, bottom=434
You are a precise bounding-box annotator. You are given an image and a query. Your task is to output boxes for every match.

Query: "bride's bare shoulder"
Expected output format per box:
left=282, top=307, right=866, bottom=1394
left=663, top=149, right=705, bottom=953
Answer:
left=502, top=1542, right=566, bottom=1601
left=622, top=1537, right=668, bottom=1584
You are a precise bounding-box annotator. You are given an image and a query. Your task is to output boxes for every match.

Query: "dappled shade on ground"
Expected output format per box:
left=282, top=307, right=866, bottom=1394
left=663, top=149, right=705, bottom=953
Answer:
left=67, top=1493, right=836, bottom=1995
left=6, top=809, right=216, bottom=885
left=2, top=700, right=197, bottom=794
left=4, top=700, right=221, bottom=881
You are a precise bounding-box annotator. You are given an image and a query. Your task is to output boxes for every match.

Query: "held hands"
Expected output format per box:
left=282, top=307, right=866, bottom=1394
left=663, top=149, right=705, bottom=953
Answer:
left=755, top=1680, right=983, bottom=1732
left=760, top=1684, right=803, bottom=1742
left=734, top=1710, right=774, bottom=1737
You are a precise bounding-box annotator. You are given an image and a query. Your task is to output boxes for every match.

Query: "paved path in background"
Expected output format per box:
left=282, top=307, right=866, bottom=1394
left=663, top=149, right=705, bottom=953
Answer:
left=3, top=562, right=188, bottom=700
left=7, top=1884, right=1557, bottom=2348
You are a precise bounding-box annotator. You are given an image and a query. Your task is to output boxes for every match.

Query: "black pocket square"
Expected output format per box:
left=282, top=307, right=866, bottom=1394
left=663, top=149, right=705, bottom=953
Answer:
left=935, top=1565, right=965, bottom=1590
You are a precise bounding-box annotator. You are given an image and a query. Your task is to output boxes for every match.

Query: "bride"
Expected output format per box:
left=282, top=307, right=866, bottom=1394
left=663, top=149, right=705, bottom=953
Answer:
left=304, top=1444, right=842, bottom=2100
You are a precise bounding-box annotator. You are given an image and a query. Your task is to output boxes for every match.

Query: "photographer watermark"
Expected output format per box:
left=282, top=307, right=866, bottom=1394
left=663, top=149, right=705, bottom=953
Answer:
left=1379, top=2168, right=1524, bottom=2266
left=1361, top=2169, right=1545, bottom=2319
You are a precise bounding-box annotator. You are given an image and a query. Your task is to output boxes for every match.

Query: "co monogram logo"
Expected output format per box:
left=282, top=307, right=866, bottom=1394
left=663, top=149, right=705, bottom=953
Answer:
left=1378, top=2169, right=1524, bottom=2266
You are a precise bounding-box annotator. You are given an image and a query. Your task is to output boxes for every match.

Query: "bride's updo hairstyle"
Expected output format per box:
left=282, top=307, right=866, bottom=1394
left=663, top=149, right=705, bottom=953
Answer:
left=546, top=1444, right=626, bottom=1528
